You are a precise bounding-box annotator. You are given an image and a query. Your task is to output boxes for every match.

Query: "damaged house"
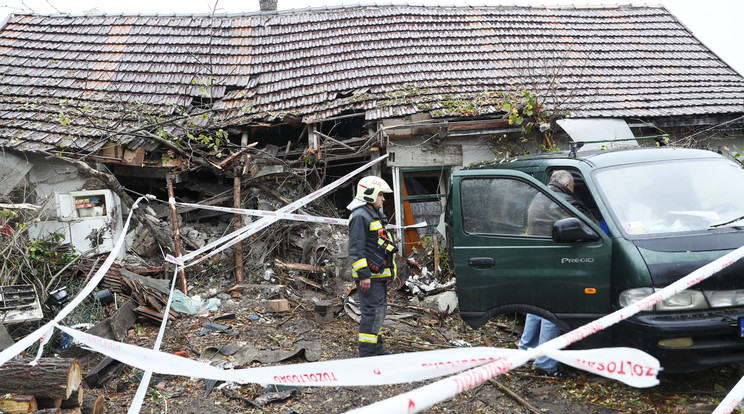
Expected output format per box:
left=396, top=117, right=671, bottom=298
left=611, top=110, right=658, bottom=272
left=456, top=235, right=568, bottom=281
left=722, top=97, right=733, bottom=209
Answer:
left=0, top=4, right=742, bottom=276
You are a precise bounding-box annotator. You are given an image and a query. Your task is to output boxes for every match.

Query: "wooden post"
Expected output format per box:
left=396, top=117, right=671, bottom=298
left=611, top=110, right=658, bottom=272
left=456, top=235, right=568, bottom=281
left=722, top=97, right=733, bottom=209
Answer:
left=233, top=166, right=244, bottom=283
left=166, top=177, right=188, bottom=294
left=233, top=133, right=249, bottom=284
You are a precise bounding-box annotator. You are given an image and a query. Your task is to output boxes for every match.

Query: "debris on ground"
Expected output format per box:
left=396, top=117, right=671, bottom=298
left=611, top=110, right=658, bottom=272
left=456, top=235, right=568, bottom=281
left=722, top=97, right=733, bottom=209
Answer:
left=1, top=172, right=742, bottom=413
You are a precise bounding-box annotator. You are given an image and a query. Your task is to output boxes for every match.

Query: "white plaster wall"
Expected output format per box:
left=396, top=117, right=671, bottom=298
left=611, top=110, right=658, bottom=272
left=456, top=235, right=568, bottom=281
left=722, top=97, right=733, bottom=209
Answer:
left=27, top=155, right=88, bottom=205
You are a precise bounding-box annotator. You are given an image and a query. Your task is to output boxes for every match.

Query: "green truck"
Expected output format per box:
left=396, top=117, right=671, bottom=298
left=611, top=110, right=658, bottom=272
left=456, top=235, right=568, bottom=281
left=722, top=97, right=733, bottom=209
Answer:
left=445, top=146, right=744, bottom=372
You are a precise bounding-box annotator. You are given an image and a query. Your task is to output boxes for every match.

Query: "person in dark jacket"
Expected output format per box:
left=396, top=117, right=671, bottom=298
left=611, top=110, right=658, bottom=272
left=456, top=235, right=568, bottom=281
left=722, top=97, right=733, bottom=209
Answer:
left=527, top=169, right=594, bottom=236
left=347, top=175, right=398, bottom=357
left=521, top=170, right=595, bottom=377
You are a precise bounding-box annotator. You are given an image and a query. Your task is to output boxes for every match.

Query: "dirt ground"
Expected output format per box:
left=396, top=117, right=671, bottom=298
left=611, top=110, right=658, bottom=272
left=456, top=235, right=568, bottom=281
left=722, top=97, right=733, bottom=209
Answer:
left=53, top=269, right=743, bottom=414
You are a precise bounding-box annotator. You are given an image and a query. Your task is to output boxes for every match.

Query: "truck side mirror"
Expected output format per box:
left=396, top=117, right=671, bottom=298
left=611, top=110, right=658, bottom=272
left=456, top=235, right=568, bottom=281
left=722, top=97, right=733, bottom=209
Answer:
left=552, top=217, right=600, bottom=243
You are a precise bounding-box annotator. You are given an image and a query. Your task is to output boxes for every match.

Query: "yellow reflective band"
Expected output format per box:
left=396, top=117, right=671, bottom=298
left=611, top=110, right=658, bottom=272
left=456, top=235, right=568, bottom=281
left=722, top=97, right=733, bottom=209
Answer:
left=352, top=258, right=368, bottom=271
left=369, top=221, right=383, bottom=231
left=359, top=333, right=378, bottom=343
left=370, top=269, right=391, bottom=277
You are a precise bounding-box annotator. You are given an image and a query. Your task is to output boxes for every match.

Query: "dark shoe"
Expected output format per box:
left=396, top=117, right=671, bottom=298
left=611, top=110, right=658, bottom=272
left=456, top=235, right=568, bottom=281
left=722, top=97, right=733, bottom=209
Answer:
left=359, top=343, right=378, bottom=358
left=376, top=348, right=394, bottom=356
left=535, top=368, right=568, bottom=378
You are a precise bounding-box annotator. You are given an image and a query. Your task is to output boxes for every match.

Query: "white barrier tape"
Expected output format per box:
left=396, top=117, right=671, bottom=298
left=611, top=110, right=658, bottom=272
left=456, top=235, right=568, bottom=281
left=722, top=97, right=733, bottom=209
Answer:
left=167, top=154, right=388, bottom=268
left=0, top=321, right=54, bottom=366
left=348, top=244, right=744, bottom=413
left=544, top=347, right=659, bottom=388
left=0, top=195, right=150, bottom=367
left=33, top=323, right=659, bottom=395
left=30, top=325, right=54, bottom=365
left=714, top=376, right=744, bottom=414
left=170, top=200, right=427, bottom=230
left=51, top=326, right=524, bottom=385
left=175, top=202, right=348, bottom=225
left=128, top=266, right=180, bottom=414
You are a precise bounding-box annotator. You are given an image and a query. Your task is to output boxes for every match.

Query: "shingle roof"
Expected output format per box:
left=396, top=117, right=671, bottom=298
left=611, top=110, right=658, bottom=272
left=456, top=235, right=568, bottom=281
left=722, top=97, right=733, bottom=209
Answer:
left=0, top=4, right=742, bottom=153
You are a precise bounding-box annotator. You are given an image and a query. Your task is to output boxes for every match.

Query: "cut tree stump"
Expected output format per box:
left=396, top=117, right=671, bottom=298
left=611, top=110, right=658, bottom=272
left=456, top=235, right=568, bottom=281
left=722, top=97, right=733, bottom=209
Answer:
left=0, top=358, right=82, bottom=400
left=81, top=394, right=104, bottom=414
left=0, top=394, right=37, bottom=413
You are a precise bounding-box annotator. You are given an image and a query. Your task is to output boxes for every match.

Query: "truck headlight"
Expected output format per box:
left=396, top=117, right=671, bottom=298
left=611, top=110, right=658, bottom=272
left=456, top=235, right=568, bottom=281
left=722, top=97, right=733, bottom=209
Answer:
left=704, top=290, right=744, bottom=308
left=618, top=288, right=655, bottom=309
left=655, top=290, right=707, bottom=311
left=618, top=288, right=708, bottom=311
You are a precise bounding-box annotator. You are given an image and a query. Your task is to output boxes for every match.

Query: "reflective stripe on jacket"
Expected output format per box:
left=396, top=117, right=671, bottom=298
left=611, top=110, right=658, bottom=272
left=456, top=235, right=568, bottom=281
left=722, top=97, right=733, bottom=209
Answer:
left=347, top=205, right=397, bottom=281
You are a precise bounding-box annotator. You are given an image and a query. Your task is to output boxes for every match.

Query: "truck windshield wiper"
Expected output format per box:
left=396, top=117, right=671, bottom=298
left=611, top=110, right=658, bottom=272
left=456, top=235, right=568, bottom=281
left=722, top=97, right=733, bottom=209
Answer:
left=711, top=215, right=744, bottom=228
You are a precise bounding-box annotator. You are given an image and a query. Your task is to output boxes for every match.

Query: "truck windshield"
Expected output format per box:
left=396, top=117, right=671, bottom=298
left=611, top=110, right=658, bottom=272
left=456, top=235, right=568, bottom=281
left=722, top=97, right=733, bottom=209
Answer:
left=595, top=158, right=744, bottom=236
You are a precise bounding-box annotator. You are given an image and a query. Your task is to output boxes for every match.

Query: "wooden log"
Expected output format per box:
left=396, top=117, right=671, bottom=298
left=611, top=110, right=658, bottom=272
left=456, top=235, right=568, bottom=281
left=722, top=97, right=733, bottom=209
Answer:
left=228, top=283, right=284, bottom=291
left=81, top=394, right=104, bottom=414
left=60, top=388, right=83, bottom=409
left=274, top=259, right=324, bottom=273
left=0, top=358, right=81, bottom=400
left=294, top=275, right=323, bottom=289
left=60, top=408, right=81, bottom=414
left=0, top=394, right=37, bottom=413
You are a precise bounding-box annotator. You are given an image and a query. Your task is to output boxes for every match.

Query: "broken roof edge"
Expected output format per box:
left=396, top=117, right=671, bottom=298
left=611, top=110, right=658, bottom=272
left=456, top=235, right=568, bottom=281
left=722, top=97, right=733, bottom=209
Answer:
left=8, top=3, right=667, bottom=20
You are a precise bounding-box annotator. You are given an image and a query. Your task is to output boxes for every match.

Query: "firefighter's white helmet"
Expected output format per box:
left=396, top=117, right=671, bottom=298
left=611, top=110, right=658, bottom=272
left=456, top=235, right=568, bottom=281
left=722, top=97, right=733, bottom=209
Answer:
left=355, top=176, right=392, bottom=203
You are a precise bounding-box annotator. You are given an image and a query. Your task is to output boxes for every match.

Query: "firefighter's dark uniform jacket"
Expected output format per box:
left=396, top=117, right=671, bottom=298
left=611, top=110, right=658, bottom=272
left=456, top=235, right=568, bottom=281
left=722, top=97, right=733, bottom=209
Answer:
left=347, top=204, right=397, bottom=281
left=348, top=203, right=398, bottom=356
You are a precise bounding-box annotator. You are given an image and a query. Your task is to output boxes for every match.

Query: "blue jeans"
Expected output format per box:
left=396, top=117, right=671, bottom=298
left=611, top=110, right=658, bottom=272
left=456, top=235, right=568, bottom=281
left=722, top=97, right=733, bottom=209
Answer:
left=518, top=313, right=560, bottom=372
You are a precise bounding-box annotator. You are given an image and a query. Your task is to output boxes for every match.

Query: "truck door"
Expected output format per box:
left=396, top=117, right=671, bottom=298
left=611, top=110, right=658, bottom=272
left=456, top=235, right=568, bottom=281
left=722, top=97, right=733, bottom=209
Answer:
left=452, top=170, right=612, bottom=327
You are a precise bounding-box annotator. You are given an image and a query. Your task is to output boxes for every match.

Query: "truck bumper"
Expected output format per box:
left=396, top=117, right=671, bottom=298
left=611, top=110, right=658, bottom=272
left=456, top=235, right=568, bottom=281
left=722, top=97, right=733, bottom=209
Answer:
left=615, top=308, right=744, bottom=373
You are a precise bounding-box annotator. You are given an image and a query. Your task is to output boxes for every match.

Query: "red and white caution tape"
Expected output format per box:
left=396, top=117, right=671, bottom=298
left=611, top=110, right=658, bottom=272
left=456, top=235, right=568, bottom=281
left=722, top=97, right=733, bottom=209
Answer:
left=41, top=322, right=660, bottom=392
left=714, top=376, right=744, bottom=414
left=128, top=265, right=180, bottom=414
left=166, top=155, right=388, bottom=268
left=545, top=347, right=659, bottom=387
left=347, top=244, right=744, bottom=413
left=169, top=201, right=427, bottom=230
left=52, top=326, right=522, bottom=386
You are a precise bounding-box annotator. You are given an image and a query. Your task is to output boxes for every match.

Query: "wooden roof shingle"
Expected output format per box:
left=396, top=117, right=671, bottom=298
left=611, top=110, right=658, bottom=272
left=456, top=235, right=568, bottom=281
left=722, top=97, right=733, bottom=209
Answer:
left=0, top=4, right=742, bottom=153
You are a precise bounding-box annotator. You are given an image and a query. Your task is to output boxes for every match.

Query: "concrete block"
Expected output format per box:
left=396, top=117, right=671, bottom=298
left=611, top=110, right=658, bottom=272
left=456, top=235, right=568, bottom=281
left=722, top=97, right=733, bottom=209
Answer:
left=421, top=291, right=458, bottom=315
left=266, top=299, right=290, bottom=313
left=314, top=300, right=333, bottom=324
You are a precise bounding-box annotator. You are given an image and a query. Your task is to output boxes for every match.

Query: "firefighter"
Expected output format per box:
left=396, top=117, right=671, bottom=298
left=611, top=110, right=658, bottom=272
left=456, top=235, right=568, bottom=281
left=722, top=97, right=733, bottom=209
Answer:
left=347, top=175, right=398, bottom=357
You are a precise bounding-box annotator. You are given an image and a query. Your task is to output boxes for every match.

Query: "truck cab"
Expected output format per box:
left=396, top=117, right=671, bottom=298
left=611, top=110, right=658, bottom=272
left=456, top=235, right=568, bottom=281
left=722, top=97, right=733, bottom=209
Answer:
left=446, top=147, right=744, bottom=372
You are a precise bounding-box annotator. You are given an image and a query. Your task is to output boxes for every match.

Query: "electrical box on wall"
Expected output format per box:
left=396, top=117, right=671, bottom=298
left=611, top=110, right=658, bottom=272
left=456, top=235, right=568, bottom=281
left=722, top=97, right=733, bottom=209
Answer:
left=30, top=189, right=124, bottom=258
